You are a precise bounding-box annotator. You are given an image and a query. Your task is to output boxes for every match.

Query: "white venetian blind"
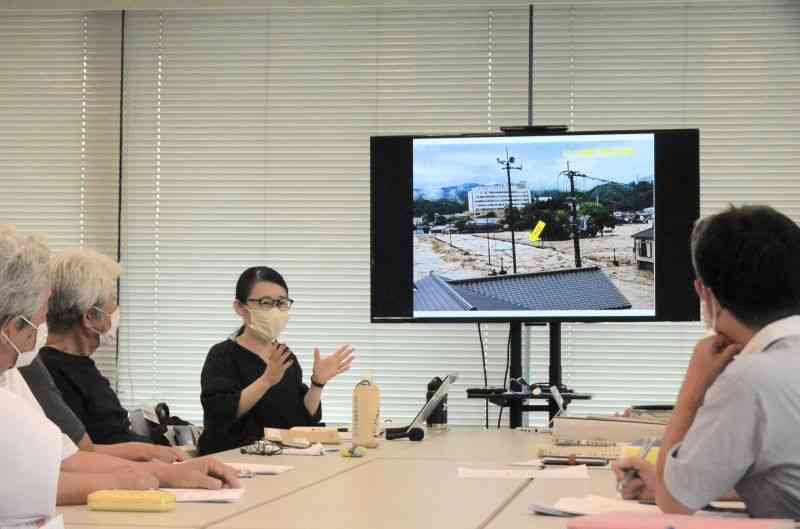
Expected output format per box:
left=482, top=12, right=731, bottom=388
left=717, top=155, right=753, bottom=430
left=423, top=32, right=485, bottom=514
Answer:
left=529, top=0, right=800, bottom=417
left=119, top=6, right=529, bottom=425
left=119, top=11, right=270, bottom=414
left=0, top=10, right=121, bottom=375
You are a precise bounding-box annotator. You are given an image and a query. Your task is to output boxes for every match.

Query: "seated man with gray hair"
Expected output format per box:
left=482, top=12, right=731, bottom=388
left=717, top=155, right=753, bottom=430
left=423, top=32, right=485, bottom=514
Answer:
left=39, top=247, right=151, bottom=445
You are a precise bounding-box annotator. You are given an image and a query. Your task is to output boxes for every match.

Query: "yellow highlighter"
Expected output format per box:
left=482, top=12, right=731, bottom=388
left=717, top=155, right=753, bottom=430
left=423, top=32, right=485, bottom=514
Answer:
left=88, top=490, right=176, bottom=512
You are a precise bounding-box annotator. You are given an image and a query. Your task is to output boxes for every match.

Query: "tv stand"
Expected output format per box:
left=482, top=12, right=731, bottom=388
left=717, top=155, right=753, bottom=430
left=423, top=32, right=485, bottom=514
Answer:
left=467, top=321, right=591, bottom=427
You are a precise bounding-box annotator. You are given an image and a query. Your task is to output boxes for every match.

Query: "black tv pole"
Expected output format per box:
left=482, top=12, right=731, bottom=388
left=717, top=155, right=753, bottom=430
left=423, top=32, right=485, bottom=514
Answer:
left=498, top=148, right=522, bottom=274
left=508, top=4, right=534, bottom=429
left=497, top=4, right=582, bottom=429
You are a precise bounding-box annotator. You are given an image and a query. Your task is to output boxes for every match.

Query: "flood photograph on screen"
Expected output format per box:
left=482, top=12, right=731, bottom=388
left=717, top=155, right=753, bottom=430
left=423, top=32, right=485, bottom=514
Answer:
left=412, top=133, right=656, bottom=318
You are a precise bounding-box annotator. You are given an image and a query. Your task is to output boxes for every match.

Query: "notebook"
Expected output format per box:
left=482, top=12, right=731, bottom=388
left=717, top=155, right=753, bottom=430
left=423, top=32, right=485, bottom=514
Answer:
left=567, top=513, right=793, bottom=529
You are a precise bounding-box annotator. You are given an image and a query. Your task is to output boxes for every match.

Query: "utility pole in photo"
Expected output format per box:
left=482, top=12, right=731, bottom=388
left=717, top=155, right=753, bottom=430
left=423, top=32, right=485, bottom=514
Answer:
left=561, top=161, right=584, bottom=269
left=486, top=216, right=492, bottom=267
left=498, top=148, right=522, bottom=274
left=559, top=161, right=620, bottom=269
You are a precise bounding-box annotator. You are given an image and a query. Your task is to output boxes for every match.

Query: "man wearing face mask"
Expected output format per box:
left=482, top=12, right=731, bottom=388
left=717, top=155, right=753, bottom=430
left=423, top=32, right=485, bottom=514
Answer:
left=197, top=266, right=354, bottom=455
left=37, top=247, right=150, bottom=444
left=613, top=205, right=800, bottom=519
left=0, top=225, right=67, bottom=526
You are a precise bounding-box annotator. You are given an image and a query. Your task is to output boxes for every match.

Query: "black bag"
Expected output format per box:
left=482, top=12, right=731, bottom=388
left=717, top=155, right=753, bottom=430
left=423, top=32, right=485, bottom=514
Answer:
left=147, top=402, right=193, bottom=446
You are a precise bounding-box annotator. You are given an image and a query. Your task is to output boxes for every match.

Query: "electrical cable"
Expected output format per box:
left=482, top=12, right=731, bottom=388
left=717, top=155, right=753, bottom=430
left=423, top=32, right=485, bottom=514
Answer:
left=498, top=324, right=512, bottom=428
left=477, top=323, right=488, bottom=429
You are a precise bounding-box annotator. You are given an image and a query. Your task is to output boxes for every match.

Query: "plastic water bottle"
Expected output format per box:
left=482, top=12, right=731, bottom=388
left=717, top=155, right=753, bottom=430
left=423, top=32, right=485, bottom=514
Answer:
left=352, top=379, right=380, bottom=448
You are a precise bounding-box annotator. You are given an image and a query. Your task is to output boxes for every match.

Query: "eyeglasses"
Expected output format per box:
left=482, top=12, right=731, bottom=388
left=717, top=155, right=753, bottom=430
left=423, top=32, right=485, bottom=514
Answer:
left=247, top=297, right=294, bottom=311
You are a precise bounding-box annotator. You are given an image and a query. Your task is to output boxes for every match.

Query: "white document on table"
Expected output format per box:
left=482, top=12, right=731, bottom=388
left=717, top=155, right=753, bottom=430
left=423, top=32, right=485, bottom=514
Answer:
left=161, top=487, right=245, bottom=503
left=458, top=465, right=589, bottom=480
left=227, top=462, right=294, bottom=475
left=536, top=494, right=660, bottom=516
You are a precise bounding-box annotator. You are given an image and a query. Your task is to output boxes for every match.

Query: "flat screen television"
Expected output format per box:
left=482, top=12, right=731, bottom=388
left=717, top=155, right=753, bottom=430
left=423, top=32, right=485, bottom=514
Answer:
left=371, top=129, right=699, bottom=323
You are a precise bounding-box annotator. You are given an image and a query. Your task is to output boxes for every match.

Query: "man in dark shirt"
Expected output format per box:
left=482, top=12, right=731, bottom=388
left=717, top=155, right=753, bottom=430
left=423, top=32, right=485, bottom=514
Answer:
left=39, top=345, right=148, bottom=444
left=21, top=354, right=187, bottom=462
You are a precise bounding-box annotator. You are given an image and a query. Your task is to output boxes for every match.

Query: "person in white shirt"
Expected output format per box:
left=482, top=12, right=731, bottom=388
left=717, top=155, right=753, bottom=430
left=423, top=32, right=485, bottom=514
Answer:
left=614, top=206, right=800, bottom=518
left=0, top=225, right=240, bottom=522
left=0, top=225, right=80, bottom=525
left=0, top=388, right=62, bottom=526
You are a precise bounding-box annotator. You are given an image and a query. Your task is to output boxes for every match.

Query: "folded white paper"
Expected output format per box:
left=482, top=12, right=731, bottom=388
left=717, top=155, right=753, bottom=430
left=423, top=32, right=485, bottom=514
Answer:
left=552, top=494, right=660, bottom=515
left=458, top=465, right=589, bottom=480
left=227, top=463, right=293, bottom=475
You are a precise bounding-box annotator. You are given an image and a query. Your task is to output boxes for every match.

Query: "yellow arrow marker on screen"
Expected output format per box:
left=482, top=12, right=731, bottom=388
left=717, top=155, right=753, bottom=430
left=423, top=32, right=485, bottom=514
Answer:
left=530, top=221, right=546, bottom=242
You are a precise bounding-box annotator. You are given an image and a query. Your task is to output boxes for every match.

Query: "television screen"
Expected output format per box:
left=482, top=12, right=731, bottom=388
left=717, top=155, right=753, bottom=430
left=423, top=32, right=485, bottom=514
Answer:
left=371, top=129, right=699, bottom=323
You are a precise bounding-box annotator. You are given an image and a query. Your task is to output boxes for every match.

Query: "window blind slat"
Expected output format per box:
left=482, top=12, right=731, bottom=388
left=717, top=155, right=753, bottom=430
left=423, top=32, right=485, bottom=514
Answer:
left=0, top=10, right=121, bottom=377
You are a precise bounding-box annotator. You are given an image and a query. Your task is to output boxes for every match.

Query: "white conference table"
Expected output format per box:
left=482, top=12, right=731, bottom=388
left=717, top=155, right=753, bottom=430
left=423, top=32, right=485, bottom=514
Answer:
left=59, top=430, right=614, bottom=529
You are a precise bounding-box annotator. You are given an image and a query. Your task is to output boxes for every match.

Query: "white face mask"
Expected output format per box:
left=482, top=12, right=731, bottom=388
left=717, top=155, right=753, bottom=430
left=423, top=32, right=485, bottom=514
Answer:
left=699, top=284, right=721, bottom=337
left=91, top=307, right=120, bottom=348
left=700, top=299, right=716, bottom=336
left=33, top=322, right=48, bottom=357
left=247, top=307, right=289, bottom=342
left=2, top=316, right=43, bottom=369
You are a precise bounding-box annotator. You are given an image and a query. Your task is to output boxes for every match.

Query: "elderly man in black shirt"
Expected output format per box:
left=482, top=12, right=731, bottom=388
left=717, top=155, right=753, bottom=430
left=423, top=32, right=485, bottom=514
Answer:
left=40, top=247, right=155, bottom=445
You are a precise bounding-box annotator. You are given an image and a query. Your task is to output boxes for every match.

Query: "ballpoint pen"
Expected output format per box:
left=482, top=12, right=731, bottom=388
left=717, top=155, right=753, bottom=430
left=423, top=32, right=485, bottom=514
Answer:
left=617, top=437, right=657, bottom=493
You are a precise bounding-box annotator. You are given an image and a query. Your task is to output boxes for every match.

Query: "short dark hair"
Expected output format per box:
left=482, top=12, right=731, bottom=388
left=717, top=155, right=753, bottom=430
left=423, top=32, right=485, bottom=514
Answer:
left=235, top=266, right=289, bottom=304
left=691, top=205, right=800, bottom=329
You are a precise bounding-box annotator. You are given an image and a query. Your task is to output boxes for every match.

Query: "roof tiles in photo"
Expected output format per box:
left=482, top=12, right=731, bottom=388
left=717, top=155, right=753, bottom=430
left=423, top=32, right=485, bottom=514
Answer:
left=414, top=267, right=632, bottom=312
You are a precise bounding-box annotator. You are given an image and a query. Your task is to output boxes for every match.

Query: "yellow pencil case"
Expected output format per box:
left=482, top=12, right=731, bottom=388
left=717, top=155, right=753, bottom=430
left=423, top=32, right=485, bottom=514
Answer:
left=88, top=490, right=176, bottom=512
